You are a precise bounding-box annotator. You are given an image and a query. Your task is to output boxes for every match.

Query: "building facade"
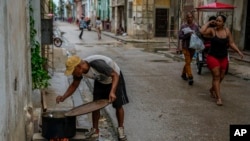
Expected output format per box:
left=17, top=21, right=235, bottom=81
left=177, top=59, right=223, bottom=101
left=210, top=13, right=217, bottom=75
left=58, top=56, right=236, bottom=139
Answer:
left=125, top=0, right=170, bottom=39
left=0, top=0, right=33, bottom=140
left=74, top=0, right=83, bottom=20
left=110, top=0, right=126, bottom=34
left=63, top=0, right=249, bottom=50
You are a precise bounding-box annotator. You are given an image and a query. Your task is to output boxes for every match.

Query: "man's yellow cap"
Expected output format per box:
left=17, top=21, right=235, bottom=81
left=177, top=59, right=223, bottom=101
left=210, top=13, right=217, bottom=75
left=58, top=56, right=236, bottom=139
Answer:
left=64, top=55, right=81, bottom=76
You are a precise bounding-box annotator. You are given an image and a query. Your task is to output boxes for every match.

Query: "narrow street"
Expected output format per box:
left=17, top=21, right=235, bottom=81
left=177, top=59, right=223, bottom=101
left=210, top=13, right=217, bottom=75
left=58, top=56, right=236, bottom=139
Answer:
left=3, top=1, right=250, bottom=141
left=54, top=21, right=250, bottom=141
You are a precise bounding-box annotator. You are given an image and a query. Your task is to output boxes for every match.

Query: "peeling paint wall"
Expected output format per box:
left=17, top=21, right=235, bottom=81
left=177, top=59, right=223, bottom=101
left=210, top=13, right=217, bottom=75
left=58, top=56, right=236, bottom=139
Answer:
left=155, top=0, right=169, bottom=5
left=127, top=0, right=170, bottom=39
left=76, top=0, right=83, bottom=20
left=232, top=0, right=246, bottom=49
left=98, top=0, right=110, bottom=20
left=0, top=0, right=32, bottom=140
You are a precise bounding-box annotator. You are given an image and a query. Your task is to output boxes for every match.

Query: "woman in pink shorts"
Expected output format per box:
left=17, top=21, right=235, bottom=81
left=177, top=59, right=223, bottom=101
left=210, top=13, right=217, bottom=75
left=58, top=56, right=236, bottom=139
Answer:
left=200, top=15, right=244, bottom=106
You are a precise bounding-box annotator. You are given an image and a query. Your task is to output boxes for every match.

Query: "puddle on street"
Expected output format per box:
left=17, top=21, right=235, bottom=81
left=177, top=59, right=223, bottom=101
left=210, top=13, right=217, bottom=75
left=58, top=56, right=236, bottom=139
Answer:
left=75, top=43, right=85, bottom=45
left=120, top=42, right=183, bottom=63
left=126, top=42, right=169, bottom=53
left=149, top=60, right=170, bottom=63
left=84, top=45, right=94, bottom=47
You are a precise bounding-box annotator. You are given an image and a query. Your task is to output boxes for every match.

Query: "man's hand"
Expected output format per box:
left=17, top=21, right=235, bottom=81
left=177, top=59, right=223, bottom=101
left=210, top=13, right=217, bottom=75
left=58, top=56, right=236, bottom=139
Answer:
left=109, top=92, right=117, bottom=103
left=56, top=96, right=65, bottom=104
left=238, top=51, right=244, bottom=59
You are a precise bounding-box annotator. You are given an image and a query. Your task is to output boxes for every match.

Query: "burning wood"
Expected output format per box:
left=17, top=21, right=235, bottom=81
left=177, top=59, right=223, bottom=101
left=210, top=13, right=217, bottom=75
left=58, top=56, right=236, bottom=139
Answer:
left=49, top=138, right=69, bottom=141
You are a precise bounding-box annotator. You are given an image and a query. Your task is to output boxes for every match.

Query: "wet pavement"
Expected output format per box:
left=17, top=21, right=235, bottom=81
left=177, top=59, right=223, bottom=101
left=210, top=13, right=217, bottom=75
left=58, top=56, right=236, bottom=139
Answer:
left=33, top=21, right=250, bottom=141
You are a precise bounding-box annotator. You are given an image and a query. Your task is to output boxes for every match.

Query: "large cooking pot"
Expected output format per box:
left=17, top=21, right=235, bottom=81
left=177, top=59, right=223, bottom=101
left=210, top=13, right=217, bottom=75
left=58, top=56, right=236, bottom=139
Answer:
left=42, top=111, right=76, bottom=139
left=41, top=99, right=109, bottom=139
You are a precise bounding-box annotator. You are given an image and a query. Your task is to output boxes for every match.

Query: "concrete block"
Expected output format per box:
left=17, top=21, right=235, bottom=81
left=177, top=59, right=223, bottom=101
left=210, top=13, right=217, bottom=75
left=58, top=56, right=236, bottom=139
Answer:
left=32, top=133, right=46, bottom=141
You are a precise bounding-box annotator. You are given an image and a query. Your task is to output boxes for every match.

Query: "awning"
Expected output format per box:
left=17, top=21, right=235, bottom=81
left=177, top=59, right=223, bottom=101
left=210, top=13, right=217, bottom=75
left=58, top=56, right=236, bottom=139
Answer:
left=196, top=2, right=236, bottom=12
left=195, top=1, right=236, bottom=32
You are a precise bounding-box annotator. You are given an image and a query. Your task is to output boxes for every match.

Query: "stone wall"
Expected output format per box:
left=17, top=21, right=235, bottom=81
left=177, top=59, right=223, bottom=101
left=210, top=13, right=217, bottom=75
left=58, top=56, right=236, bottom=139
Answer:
left=127, top=0, right=170, bottom=39
left=0, top=0, right=32, bottom=140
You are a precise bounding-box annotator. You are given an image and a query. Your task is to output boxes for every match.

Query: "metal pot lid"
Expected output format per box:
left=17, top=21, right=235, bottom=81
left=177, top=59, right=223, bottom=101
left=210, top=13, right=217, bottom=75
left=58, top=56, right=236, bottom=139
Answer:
left=65, top=99, right=110, bottom=117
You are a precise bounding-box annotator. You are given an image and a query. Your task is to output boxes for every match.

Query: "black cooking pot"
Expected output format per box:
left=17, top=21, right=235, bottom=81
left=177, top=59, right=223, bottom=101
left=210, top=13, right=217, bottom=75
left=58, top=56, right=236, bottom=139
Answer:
left=42, top=111, right=76, bottom=139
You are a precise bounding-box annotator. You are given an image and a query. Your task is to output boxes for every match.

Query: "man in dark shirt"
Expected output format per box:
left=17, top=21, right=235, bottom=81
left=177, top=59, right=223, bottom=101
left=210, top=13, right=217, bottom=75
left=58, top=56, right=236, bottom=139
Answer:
left=56, top=55, right=129, bottom=141
left=179, top=12, right=199, bottom=85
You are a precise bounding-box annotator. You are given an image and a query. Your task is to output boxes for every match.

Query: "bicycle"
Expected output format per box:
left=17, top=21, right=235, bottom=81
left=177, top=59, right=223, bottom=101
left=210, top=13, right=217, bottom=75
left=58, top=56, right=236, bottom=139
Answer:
left=53, top=30, right=64, bottom=47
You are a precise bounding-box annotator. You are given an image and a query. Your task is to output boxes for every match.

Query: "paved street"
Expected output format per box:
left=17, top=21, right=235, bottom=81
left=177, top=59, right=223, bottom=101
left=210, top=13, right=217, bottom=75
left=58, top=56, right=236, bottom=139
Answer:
left=44, top=21, right=250, bottom=141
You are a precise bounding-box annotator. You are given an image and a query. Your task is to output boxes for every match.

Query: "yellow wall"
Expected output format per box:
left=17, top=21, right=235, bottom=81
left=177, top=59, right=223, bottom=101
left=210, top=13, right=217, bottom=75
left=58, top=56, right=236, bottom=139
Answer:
left=134, top=0, right=142, bottom=5
left=135, top=0, right=170, bottom=6
left=156, top=0, right=170, bottom=6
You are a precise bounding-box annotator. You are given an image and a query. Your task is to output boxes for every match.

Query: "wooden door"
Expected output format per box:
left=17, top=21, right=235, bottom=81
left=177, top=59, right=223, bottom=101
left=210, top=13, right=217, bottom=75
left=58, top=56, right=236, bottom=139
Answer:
left=155, top=8, right=168, bottom=37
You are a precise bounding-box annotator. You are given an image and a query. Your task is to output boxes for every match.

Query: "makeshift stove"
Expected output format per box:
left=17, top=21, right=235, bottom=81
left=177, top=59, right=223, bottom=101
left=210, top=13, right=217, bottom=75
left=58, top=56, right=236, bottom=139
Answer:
left=33, top=99, right=110, bottom=141
left=41, top=111, right=76, bottom=139
left=33, top=111, right=86, bottom=141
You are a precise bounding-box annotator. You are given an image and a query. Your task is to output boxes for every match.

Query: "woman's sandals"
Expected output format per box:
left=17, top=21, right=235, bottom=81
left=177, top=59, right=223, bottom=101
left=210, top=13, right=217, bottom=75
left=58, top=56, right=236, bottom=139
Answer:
left=209, top=89, right=223, bottom=106
left=209, top=89, right=217, bottom=99
left=216, top=99, right=223, bottom=106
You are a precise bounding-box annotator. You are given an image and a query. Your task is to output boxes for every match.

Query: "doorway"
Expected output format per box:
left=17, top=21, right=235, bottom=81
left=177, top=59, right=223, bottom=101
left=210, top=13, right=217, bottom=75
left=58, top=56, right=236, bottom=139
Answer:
left=82, top=4, right=86, bottom=16
left=155, top=8, right=168, bottom=37
left=244, top=1, right=250, bottom=51
left=118, top=6, right=125, bottom=31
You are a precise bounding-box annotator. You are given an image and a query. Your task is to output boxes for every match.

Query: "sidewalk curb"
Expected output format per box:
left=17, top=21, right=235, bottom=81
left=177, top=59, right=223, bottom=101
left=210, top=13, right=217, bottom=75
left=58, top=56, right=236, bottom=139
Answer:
left=90, top=28, right=168, bottom=43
